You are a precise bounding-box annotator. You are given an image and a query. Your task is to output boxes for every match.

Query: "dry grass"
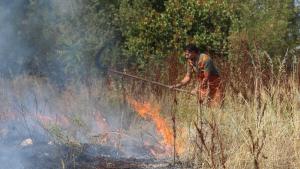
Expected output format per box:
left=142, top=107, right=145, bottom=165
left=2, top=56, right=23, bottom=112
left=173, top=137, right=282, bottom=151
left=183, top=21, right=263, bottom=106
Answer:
left=0, top=56, right=299, bottom=169
left=170, top=77, right=299, bottom=168
left=173, top=68, right=300, bottom=168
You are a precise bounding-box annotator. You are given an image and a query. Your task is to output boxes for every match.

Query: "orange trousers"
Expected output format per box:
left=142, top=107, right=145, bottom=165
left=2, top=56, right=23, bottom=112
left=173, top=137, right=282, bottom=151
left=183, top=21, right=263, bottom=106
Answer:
left=198, top=75, right=224, bottom=107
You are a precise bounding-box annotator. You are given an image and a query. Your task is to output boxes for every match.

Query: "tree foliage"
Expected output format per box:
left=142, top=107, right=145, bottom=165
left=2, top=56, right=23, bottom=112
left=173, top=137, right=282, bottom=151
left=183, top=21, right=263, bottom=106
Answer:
left=0, top=0, right=298, bottom=84
left=117, top=0, right=234, bottom=72
left=228, top=0, right=296, bottom=58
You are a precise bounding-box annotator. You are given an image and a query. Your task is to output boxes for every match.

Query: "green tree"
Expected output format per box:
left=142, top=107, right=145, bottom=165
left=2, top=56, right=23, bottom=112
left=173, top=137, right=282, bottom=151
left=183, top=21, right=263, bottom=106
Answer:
left=228, top=0, right=296, bottom=58
left=116, top=0, right=234, bottom=82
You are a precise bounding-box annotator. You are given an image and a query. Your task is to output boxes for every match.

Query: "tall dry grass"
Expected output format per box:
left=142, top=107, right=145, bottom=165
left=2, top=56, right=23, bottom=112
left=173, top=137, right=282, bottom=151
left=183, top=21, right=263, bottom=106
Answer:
left=173, top=51, right=300, bottom=168
left=189, top=77, right=300, bottom=169
left=0, top=50, right=299, bottom=169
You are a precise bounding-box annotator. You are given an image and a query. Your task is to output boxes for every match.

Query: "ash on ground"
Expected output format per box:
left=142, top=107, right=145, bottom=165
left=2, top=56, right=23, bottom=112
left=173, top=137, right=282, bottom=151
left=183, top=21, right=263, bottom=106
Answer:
left=0, top=121, right=190, bottom=169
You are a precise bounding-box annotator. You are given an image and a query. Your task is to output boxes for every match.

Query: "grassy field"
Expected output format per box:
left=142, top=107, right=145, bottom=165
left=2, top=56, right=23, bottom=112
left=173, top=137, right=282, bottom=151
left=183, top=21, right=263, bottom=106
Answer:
left=171, top=69, right=300, bottom=168
left=0, top=68, right=299, bottom=169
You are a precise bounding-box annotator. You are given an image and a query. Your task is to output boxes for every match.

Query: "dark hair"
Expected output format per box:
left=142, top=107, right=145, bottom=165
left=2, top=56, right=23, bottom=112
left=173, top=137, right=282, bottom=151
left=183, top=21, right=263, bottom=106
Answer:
left=184, top=44, right=200, bottom=53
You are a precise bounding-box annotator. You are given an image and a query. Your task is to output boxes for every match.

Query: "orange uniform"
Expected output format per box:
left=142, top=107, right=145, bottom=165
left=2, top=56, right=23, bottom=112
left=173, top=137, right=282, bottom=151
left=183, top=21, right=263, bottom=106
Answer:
left=187, top=54, right=223, bottom=107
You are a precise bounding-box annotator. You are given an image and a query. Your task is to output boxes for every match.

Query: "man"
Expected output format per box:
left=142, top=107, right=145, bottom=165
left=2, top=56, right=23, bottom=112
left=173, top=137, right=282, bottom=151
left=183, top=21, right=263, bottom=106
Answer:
left=170, top=44, right=223, bottom=107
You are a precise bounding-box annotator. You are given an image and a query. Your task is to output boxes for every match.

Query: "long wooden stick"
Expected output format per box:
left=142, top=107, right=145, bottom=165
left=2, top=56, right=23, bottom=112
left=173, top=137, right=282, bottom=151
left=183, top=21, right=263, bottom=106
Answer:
left=108, top=69, right=193, bottom=95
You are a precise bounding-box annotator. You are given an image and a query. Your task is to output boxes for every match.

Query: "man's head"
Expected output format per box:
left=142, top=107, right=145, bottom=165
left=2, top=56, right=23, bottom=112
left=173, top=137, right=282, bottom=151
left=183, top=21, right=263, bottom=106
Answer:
left=184, top=44, right=200, bottom=59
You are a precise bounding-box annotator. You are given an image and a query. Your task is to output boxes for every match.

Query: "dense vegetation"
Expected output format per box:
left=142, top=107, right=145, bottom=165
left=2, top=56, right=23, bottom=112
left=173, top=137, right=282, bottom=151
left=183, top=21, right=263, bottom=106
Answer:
left=1, top=0, right=298, bottom=85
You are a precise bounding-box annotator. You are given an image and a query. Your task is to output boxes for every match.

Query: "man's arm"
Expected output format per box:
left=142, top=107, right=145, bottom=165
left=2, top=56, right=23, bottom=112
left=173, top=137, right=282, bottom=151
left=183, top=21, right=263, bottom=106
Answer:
left=170, top=62, right=192, bottom=88
left=173, top=72, right=191, bottom=88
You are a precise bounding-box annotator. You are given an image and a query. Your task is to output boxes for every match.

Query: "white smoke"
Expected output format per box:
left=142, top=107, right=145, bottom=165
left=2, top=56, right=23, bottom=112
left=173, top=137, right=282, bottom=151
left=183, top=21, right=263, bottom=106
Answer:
left=0, top=1, right=166, bottom=168
left=0, top=1, right=29, bottom=76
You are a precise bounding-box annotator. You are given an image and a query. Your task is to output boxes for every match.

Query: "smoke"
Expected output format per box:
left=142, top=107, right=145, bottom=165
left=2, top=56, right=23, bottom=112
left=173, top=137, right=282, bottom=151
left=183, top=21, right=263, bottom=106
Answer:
left=0, top=1, right=167, bottom=168
left=0, top=0, right=49, bottom=77
left=0, top=1, right=88, bottom=168
left=0, top=0, right=92, bottom=84
left=0, top=75, right=166, bottom=168
left=0, top=0, right=30, bottom=76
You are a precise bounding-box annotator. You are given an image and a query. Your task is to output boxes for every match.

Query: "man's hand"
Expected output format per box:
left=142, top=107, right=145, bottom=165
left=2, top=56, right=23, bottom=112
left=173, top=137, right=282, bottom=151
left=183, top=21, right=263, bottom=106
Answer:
left=169, top=83, right=181, bottom=89
left=169, top=85, right=176, bottom=89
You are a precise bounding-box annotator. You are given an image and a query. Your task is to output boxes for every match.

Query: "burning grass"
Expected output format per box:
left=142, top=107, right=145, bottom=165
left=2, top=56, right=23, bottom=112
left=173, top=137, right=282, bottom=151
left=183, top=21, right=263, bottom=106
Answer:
left=1, top=68, right=300, bottom=169
left=0, top=75, right=191, bottom=168
left=127, top=98, right=173, bottom=151
left=127, top=97, right=189, bottom=158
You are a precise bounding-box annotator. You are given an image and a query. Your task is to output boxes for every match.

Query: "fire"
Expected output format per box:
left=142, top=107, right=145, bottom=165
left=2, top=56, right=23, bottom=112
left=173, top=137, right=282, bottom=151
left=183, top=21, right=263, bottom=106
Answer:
left=126, top=97, right=190, bottom=158
left=127, top=98, right=173, bottom=147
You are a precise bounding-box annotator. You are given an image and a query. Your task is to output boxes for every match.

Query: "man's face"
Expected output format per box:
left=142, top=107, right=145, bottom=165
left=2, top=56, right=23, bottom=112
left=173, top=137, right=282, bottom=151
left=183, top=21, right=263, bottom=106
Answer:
left=184, top=50, right=196, bottom=60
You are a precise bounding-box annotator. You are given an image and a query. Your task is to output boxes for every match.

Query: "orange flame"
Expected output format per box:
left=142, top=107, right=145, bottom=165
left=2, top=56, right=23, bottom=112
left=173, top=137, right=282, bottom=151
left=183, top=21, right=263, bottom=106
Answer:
left=127, top=98, right=173, bottom=147
left=127, top=97, right=188, bottom=157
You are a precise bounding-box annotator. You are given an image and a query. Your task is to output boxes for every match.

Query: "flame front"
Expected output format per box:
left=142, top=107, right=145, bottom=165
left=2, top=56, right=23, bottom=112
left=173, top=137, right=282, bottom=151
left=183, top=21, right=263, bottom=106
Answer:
left=127, top=98, right=173, bottom=151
